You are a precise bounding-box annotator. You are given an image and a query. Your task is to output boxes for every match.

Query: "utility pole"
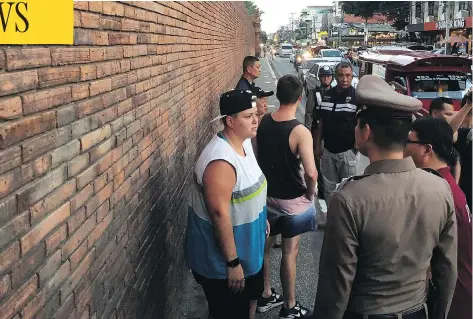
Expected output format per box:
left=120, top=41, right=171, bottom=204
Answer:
left=444, top=1, right=450, bottom=54
left=338, top=9, right=344, bottom=48
left=290, top=12, right=296, bottom=42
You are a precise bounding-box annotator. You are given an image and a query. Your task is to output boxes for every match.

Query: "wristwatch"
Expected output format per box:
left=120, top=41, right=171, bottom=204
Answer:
left=226, top=257, right=240, bottom=268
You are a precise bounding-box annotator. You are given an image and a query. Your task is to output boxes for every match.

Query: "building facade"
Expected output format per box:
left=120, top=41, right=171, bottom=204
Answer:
left=406, top=1, right=472, bottom=52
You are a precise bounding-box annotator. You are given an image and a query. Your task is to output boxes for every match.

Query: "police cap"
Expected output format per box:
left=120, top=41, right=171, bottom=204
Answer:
left=356, top=75, right=422, bottom=118
left=319, top=65, right=334, bottom=76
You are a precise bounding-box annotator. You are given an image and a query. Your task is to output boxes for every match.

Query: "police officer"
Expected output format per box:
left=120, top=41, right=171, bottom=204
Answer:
left=305, top=65, right=333, bottom=129
left=313, top=75, right=458, bottom=319
left=312, top=62, right=359, bottom=201
left=235, top=56, right=260, bottom=91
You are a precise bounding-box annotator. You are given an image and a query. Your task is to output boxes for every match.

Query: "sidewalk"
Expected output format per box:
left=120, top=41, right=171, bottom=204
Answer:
left=180, top=57, right=326, bottom=319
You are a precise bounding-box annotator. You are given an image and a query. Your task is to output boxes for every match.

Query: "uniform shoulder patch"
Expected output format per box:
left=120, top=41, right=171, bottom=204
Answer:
left=335, top=174, right=370, bottom=190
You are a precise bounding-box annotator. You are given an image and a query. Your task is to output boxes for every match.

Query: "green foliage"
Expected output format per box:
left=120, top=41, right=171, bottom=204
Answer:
left=244, top=1, right=258, bottom=15
left=341, top=2, right=381, bottom=21
left=260, top=31, right=268, bottom=43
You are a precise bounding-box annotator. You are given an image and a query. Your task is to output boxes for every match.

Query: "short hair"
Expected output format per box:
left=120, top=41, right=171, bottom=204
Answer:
left=242, top=56, right=259, bottom=73
left=335, top=62, right=353, bottom=75
left=411, top=117, right=454, bottom=164
left=276, top=75, right=303, bottom=105
left=429, top=97, right=453, bottom=115
left=357, top=110, right=412, bottom=151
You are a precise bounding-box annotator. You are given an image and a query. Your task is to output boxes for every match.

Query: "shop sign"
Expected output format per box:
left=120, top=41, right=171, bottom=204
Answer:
left=436, top=18, right=465, bottom=30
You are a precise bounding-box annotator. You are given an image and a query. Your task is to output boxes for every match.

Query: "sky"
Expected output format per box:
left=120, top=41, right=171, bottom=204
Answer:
left=255, top=0, right=334, bottom=34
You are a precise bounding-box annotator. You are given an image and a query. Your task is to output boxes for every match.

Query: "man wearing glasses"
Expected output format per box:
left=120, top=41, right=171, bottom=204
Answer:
left=404, top=117, right=471, bottom=319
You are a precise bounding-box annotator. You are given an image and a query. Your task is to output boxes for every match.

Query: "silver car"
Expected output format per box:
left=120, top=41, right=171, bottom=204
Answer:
left=304, top=62, right=359, bottom=95
left=297, top=58, right=327, bottom=85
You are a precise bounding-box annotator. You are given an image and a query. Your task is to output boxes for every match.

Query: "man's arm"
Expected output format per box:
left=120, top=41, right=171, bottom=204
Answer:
left=312, top=117, right=323, bottom=162
left=293, top=126, right=317, bottom=199
left=314, top=192, right=358, bottom=318
left=305, top=90, right=315, bottom=129
left=203, top=160, right=245, bottom=292
left=448, top=97, right=472, bottom=133
left=430, top=197, right=458, bottom=319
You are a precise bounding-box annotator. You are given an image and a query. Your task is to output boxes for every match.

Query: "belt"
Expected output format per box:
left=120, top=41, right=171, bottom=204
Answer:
left=345, top=303, right=427, bottom=319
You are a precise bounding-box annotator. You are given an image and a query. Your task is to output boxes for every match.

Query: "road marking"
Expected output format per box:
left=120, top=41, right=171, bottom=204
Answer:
left=265, top=58, right=277, bottom=80
left=264, top=81, right=272, bottom=84
left=267, top=105, right=276, bottom=109
left=263, top=75, right=269, bottom=78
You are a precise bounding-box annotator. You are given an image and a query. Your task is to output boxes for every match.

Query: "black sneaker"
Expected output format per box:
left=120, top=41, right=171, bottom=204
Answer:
left=256, top=288, right=283, bottom=313
left=279, top=301, right=312, bottom=318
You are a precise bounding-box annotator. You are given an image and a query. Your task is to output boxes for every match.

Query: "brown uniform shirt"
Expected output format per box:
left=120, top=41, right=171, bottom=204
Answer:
left=314, top=157, right=458, bottom=319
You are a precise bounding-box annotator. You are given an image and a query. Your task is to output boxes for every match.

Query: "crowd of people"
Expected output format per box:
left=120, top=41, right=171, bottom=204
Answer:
left=183, top=54, right=472, bottom=319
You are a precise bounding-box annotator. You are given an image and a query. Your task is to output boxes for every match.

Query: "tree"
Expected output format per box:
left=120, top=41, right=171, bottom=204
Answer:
left=377, top=1, right=410, bottom=31
left=244, top=1, right=263, bottom=16
left=341, top=2, right=381, bottom=45
left=260, top=31, right=268, bottom=44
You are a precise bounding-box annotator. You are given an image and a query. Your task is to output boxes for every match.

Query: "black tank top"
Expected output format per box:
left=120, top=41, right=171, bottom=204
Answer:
left=256, top=114, right=306, bottom=199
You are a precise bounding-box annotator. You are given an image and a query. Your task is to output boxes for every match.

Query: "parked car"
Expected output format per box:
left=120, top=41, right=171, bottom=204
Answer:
left=304, top=61, right=359, bottom=95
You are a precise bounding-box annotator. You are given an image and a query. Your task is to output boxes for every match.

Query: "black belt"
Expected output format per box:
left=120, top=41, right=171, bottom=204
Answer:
left=345, top=304, right=427, bottom=319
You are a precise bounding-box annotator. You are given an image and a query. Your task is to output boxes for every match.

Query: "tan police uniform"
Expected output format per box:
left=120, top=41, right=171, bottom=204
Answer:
left=313, top=75, right=458, bottom=319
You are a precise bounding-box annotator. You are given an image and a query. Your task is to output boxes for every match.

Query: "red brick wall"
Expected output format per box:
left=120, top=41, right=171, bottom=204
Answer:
left=0, top=2, right=256, bottom=318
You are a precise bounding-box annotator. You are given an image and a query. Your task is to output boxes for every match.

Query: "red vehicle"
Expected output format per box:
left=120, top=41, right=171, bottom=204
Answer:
left=358, top=48, right=472, bottom=115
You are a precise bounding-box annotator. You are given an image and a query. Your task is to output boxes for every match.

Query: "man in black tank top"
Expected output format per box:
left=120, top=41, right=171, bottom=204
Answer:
left=254, top=75, right=317, bottom=319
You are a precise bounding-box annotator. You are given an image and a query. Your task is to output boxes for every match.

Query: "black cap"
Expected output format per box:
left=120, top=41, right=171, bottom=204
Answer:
left=319, top=65, right=334, bottom=76
left=253, top=86, right=274, bottom=98
left=210, top=89, right=257, bottom=123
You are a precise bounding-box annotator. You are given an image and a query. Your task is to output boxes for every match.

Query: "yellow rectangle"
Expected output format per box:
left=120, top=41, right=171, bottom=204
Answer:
left=0, top=0, right=74, bottom=44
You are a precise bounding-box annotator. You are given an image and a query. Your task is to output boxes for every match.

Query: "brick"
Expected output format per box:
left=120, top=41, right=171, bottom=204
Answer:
left=30, top=179, right=76, bottom=224
left=77, top=96, right=103, bottom=119
left=69, top=240, right=88, bottom=270
left=0, top=70, right=38, bottom=97
left=121, top=18, right=140, bottom=32
left=93, top=172, right=108, bottom=193
left=68, top=153, right=89, bottom=178
left=38, top=66, right=80, bottom=88
left=86, top=183, right=113, bottom=216
left=4, top=48, right=51, bottom=71
left=89, top=78, right=112, bottom=97
left=0, top=146, right=21, bottom=175
left=74, top=1, right=88, bottom=10
left=0, top=96, right=22, bottom=120
left=38, top=249, right=61, bottom=288
left=102, top=88, right=127, bottom=108
left=88, top=1, right=102, bottom=13
left=17, top=165, right=68, bottom=212
left=90, top=136, right=116, bottom=163
left=11, top=244, right=45, bottom=289
left=0, top=274, right=10, bottom=300
left=70, top=184, right=93, bottom=212
left=108, top=32, right=131, bottom=45
left=80, top=65, right=97, bottom=81
left=96, top=61, right=121, bottom=78
left=67, top=208, right=86, bottom=235
left=0, top=111, right=56, bottom=149
left=31, top=154, right=52, bottom=178
left=62, top=213, right=95, bottom=260
left=21, top=126, right=71, bottom=162
left=0, top=196, right=17, bottom=226
left=91, top=30, right=110, bottom=46
left=80, top=125, right=112, bottom=151
left=20, top=202, right=70, bottom=255
left=57, top=104, right=78, bottom=127
left=51, top=140, right=80, bottom=168
left=102, top=2, right=125, bottom=16
left=0, top=167, right=34, bottom=200
left=80, top=12, right=99, bottom=28
left=0, top=240, right=20, bottom=273
left=87, top=210, right=113, bottom=250
left=74, top=10, right=81, bottom=28
left=0, top=275, right=37, bottom=319
left=44, top=224, right=67, bottom=256
left=0, top=211, right=29, bottom=250
left=51, top=48, right=90, bottom=66
left=22, top=86, right=72, bottom=115
left=72, top=83, right=90, bottom=101
left=90, top=47, right=123, bottom=62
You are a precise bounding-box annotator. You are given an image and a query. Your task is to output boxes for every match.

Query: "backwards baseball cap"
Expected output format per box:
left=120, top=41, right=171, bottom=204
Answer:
left=253, top=86, right=274, bottom=98
left=210, top=89, right=257, bottom=123
left=319, top=65, right=334, bottom=76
